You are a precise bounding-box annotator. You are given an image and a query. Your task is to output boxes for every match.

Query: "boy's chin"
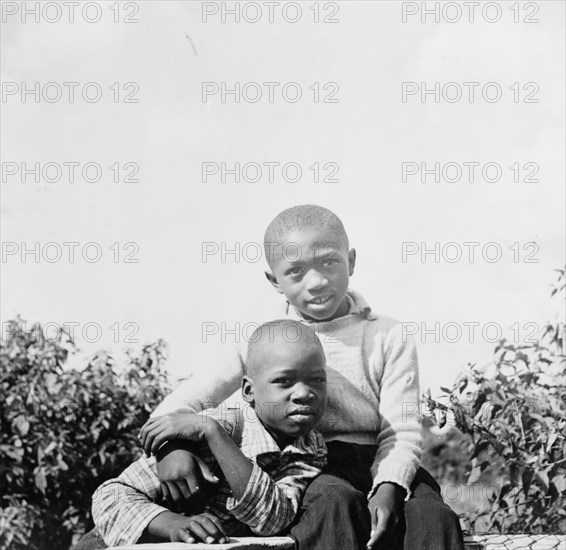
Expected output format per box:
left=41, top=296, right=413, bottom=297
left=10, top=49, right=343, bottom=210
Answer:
left=285, top=421, right=317, bottom=437
left=297, top=293, right=349, bottom=321
left=300, top=304, right=342, bottom=322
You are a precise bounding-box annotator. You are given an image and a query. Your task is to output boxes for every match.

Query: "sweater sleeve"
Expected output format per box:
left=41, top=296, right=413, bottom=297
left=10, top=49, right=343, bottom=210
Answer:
left=152, top=343, right=245, bottom=416
left=369, top=323, right=423, bottom=499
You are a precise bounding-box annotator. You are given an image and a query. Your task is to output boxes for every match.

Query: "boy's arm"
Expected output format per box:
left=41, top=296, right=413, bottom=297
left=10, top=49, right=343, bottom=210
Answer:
left=203, top=417, right=254, bottom=497
left=370, top=323, right=423, bottom=499
left=151, top=344, right=245, bottom=416
left=214, top=428, right=328, bottom=536
left=92, top=455, right=228, bottom=546
left=91, top=456, right=171, bottom=547
left=150, top=344, right=245, bottom=504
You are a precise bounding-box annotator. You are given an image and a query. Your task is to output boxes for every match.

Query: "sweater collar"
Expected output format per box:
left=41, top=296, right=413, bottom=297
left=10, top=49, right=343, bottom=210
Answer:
left=284, top=289, right=377, bottom=322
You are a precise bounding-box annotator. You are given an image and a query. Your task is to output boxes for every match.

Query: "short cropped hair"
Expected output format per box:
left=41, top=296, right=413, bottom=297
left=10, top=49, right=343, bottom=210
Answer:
left=263, top=205, right=349, bottom=265
left=246, top=319, right=324, bottom=378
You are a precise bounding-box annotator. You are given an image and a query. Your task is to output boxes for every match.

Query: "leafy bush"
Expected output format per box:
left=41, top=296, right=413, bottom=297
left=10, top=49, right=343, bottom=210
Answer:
left=0, top=320, right=170, bottom=550
left=424, top=270, right=566, bottom=534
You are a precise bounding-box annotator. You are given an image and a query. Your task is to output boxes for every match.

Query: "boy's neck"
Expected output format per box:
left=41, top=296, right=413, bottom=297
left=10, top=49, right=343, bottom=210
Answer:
left=257, top=417, right=293, bottom=449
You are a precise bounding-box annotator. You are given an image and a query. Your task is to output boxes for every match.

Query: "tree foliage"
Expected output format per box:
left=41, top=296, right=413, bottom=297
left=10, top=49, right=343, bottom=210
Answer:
left=0, top=321, right=170, bottom=550
left=424, top=270, right=566, bottom=533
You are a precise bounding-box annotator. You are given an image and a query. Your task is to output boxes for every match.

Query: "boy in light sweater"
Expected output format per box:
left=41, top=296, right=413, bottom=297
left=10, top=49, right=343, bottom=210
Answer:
left=144, top=205, right=464, bottom=550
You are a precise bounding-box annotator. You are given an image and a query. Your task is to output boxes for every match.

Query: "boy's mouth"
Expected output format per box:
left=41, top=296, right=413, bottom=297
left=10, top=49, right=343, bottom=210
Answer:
left=307, top=295, right=333, bottom=306
left=287, top=408, right=317, bottom=424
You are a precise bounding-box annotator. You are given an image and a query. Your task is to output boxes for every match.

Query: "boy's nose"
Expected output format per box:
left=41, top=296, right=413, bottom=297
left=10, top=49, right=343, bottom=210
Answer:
left=291, top=383, right=315, bottom=402
left=305, top=270, right=328, bottom=291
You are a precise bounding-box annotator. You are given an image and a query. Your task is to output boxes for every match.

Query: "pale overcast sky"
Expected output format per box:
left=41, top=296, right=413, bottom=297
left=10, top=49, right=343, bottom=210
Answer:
left=1, top=1, right=564, bottom=396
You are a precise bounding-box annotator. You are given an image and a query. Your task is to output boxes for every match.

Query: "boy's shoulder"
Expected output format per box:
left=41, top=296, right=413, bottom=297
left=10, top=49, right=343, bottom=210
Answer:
left=200, top=405, right=244, bottom=442
left=200, top=405, right=326, bottom=460
left=345, top=289, right=404, bottom=331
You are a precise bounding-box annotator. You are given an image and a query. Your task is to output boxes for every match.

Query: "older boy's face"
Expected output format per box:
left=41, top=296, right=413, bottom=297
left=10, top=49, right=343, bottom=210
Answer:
left=267, top=228, right=355, bottom=322
left=245, top=340, right=327, bottom=442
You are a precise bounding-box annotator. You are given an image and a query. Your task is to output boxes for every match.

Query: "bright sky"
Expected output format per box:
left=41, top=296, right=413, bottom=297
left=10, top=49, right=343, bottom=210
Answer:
left=1, top=1, right=564, bottom=397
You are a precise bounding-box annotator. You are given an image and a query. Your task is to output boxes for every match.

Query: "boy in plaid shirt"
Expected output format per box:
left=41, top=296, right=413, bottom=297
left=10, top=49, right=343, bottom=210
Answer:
left=88, top=320, right=327, bottom=547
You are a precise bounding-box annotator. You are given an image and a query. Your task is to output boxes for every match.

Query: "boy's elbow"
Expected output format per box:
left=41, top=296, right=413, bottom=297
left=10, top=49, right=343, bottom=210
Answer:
left=91, top=484, right=120, bottom=530
left=251, top=522, right=287, bottom=537
left=250, top=507, right=296, bottom=537
left=91, top=487, right=106, bottom=520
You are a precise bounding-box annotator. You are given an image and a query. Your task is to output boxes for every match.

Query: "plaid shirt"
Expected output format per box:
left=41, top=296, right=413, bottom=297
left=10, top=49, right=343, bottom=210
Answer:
left=92, top=406, right=327, bottom=547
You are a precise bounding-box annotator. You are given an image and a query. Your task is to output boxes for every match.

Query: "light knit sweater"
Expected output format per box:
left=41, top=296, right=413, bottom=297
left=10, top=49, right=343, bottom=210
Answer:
left=153, top=290, right=423, bottom=497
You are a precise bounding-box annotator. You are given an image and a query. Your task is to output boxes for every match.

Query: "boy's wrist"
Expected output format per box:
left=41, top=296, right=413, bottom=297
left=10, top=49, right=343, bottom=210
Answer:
left=202, top=417, right=223, bottom=441
left=147, top=510, right=187, bottom=539
left=372, top=482, right=406, bottom=504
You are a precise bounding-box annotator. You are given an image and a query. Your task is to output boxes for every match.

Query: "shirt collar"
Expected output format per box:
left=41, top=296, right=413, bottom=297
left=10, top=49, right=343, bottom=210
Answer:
left=284, top=289, right=376, bottom=322
left=240, top=406, right=322, bottom=459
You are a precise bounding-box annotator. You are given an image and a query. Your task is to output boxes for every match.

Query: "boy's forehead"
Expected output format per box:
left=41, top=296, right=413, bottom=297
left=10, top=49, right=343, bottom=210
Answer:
left=287, top=226, right=346, bottom=244
left=267, top=227, right=348, bottom=262
left=251, top=339, right=325, bottom=372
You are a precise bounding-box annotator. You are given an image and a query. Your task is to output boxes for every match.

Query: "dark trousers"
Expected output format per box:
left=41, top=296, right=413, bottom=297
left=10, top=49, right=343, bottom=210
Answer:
left=289, top=441, right=465, bottom=550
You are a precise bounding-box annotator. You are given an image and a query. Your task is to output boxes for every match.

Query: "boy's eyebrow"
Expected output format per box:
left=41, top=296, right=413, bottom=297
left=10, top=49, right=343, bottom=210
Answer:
left=268, top=365, right=326, bottom=375
left=308, top=367, right=327, bottom=374
left=283, top=258, right=305, bottom=266
left=268, top=367, right=298, bottom=375
left=313, top=249, right=339, bottom=260
left=283, top=250, right=339, bottom=266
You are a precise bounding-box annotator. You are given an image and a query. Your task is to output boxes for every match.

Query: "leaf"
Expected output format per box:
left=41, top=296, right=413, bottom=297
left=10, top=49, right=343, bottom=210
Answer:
left=35, top=469, right=47, bottom=494
left=535, top=469, right=550, bottom=491
left=551, top=473, right=566, bottom=494
left=43, top=441, right=57, bottom=455
left=467, top=459, right=483, bottom=485
left=16, top=420, right=30, bottom=436
left=522, top=469, right=534, bottom=496
left=547, top=432, right=558, bottom=453
left=437, top=409, right=447, bottom=429
left=471, top=440, right=490, bottom=459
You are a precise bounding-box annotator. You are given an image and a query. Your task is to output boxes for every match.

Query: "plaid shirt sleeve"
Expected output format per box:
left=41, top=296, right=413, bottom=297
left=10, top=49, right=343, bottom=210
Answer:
left=91, top=455, right=168, bottom=547
left=226, top=431, right=327, bottom=536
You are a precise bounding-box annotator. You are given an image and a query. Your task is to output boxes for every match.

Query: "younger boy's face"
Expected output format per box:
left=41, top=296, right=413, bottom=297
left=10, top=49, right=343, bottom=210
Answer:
left=243, top=340, right=327, bottom=444
left=266, top=228, right=356, bottom=322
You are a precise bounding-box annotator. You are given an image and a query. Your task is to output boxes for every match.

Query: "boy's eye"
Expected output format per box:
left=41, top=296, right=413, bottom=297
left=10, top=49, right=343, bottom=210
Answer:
left=286, top=267, right=303, bottom=276
left=311, top=377, right=327, bottom=384
left=322, top=258, right=338, bottom=267
left=273, top=377, right=291, bottom=384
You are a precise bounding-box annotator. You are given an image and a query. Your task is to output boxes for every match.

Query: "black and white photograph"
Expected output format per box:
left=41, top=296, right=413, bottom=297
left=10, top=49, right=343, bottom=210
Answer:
left=1, top=2, right=565, bottom=549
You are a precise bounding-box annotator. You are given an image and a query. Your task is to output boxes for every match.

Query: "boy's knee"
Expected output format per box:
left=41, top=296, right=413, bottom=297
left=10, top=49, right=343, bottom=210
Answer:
left=437, top=502, right=462, bottom=533
left=328, top=482, right=364, bottom=502
left=406, top=496, right=461, bottom=534
left=309, top=478, right=366, bottom=512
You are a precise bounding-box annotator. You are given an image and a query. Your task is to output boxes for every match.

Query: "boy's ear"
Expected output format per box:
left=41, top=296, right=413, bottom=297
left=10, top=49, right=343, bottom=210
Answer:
left=348, top=248, right=357, bottom=277
left=241, top=376, right=255, bottom=405
left=265, top=270, right=284, bottom=294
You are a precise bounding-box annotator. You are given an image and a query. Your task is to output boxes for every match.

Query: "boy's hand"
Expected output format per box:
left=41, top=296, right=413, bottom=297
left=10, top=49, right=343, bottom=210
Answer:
left=147, top=509, right=228, bottom=544
left=156, top=443, right=220, bottom=506
left=366, top=483, right=405, bottom=549
left=139, top=412, right=212, bottom=457
left=170, top=512, right=229, bottom=544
